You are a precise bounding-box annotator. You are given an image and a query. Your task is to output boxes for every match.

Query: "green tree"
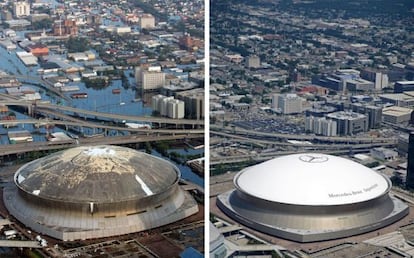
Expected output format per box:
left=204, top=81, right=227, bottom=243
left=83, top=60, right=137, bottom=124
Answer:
left=144, top=142, right=152, bottom=154
left=83, top=77, right=110, bottom=90
left=239, top=96, right=252, bottom=104
left=31, top=19, right=53, bottom=30
left=66, top=37, right=89, bottom=53
left=390, top=173, right=403, bottom=187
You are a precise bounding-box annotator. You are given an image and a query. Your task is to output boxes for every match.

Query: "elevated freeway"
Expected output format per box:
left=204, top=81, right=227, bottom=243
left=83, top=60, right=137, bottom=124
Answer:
left=211, top=131, right=397, bottom=149
left=211, top=125, right=395, bottom=144
left=210, top=146, right=383, bottom=166
left=210, top=126, right=398, bottom=166
left=0, top=100, right=204, bottom=127
left=9, top=75, right=69, bottom=100
left=0, top=118, right=204, bottom=134
left=0, top=240, right=41, bottom=248
left=0, top=134, right=203, bottom=156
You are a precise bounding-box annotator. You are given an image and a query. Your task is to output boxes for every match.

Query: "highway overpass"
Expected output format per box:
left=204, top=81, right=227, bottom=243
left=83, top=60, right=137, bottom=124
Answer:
left=210, top=145, right=395, bottom=166
left=0, top=118, right=204, bottom=134
left=211, top=126, right=396, bottom=144
left=0, top=134, right=203, bottom=156
left=0, top=100, right=204, bottom=127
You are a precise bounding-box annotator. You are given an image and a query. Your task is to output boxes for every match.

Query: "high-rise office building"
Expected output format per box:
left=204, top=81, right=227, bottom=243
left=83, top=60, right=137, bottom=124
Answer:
left=151, top=95, right=185, bottom=119
left=326, top=111, right=368, bottom=135
left=136, top=66, right=165, bottom=91
left=350, top=103, right=382, bottom=129
left=272, top=94, right=303, bottom=114
left=394, top=81, right=414, bottom=93
left=406, top=132, right=414, bottom=189
left=305, top=116, right=337, bottom=136
left=360, top=69, right=389, bottom=90
left=167, top=99, right=185, bottom=119
left=177, top=88, right=204, bottom=120
left=246, top=55, right=260, bottom=69
left=14, top=1, right=30, bottom=18
left=139, top=14, right=155, bottom=29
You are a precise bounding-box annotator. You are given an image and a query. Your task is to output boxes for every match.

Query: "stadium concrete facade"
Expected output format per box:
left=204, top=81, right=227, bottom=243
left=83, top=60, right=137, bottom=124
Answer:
left=4, top=145, right=198, bottom=241
left=217, top=153, right=409, bottom=242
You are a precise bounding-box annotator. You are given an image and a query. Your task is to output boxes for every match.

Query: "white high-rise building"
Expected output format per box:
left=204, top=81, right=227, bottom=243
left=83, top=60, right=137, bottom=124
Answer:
left=134, top=66, right=142, bottom=83
left=271, top=94, right=279, bottom=109
left=151, top=94, right=165, bottom=112
left=139, top=14, right=155, bottom=29
left=277, top=94, right=303, bottom=114
left=305, top=116, right=337, bottom=137
left=375, top=73, right=389, bottom=90
left=151, top=95, right=184, bottom=119
left=142, top=71, right=165, bottom=90
left=14, top=1, right=30, bottom=18
left=176, top=88, right=204, bottom=120
left=167, top=99, right=185, bottom=119
left=246, top=55, right=260, bottom=69
left=160, top=96, right=174, bottom=116
left=321, top=118, right=337, bottom=137
left=360, top=69, right=389, bottom=91
left=136, top=66, right=165, bottom=91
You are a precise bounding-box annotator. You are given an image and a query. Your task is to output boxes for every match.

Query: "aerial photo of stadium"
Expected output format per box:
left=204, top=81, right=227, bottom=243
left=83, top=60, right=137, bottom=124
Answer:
left=4, top=145, right=199, bottom=241
left=217, top=153, right=409, bottom=242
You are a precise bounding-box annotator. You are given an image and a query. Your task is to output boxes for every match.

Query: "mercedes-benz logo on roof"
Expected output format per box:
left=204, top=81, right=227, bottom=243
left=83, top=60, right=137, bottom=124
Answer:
left=299, top=155, right=329, bottom=163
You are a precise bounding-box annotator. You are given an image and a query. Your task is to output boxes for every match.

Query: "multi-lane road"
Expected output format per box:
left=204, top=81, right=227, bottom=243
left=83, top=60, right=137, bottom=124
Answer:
left=0, top=118, right=204, bottom=134
left=1, top=100, right=204, bottom=126
left=211, top=125, right=395, bottom=144
left=210, top=126, right=398, bottom=166
left=0, top=93, right=204, bottom=156
left=0, top=134, right=203, bottom=156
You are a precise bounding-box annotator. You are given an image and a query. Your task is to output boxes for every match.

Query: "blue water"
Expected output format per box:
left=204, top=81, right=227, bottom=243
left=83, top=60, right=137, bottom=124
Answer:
left=0, top=33, right=204, bottom=188
left=0, top=38, right=151, bottom=116
left=151, top=150, right=204, bottom=187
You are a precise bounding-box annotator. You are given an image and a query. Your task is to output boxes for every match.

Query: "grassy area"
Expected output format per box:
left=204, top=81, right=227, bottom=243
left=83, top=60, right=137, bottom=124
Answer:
left=24, top=250, right=44, bottom=258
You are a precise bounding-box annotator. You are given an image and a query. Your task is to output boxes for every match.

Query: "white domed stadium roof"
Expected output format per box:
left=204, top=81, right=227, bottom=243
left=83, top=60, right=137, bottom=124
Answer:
left=235, top=153, right=390, bottom=206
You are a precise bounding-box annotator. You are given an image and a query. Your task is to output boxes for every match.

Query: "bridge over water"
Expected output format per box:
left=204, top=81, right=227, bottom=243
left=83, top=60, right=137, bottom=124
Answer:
left=0, top=100, right=204, bottom=127
left=0, top=134, right=203, bottom=156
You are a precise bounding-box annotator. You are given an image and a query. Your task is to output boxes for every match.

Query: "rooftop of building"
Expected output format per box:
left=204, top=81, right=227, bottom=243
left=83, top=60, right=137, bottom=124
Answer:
left=15, top=145, right=179, bottom=203
left=326, top=111, right=366, bottom=120
left=382, top=106, right=412, bottom=115
left=234, top=153, right=390, bottom=206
